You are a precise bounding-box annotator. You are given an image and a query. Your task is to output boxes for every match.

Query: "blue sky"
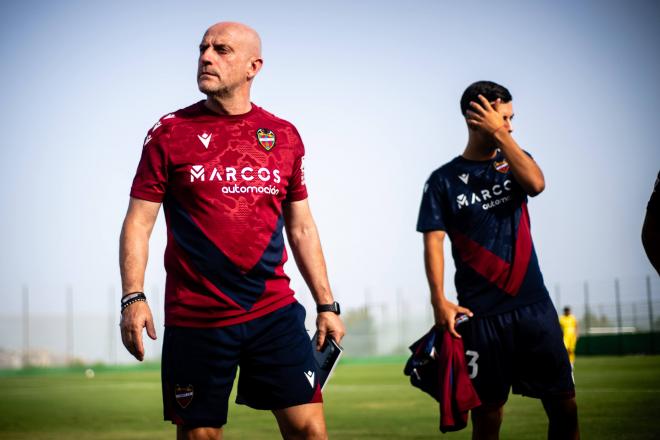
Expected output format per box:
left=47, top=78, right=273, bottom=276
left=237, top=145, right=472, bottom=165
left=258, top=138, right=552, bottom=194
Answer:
left=1, top=0, right=658, bottom=319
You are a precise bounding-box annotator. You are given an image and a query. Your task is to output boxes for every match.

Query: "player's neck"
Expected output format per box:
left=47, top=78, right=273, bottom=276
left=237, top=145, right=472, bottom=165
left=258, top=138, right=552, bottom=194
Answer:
left=204, top=92, right=252, bottom=116
left=463, top=134, right=497, bottom=161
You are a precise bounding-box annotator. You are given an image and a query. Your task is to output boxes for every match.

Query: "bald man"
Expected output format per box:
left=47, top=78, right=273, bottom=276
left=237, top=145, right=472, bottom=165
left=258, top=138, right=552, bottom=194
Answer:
left=119, top=22, right=344, bottom=439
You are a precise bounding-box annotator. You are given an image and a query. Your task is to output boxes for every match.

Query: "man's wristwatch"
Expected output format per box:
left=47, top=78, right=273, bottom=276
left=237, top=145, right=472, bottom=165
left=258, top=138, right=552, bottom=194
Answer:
left=317, top=301, right=341, bottom=315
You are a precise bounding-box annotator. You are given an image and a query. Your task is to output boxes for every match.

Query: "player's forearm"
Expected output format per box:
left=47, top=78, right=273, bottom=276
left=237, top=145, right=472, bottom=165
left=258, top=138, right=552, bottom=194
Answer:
left=119, top=221, right=151, bottom=295
left=493, top=130, right=545, bottom=196
left=287, top=222, right=334, bottom=305
left=423, top=232, right=448, bottom=306
left=425, top=256, right=447, bottom=307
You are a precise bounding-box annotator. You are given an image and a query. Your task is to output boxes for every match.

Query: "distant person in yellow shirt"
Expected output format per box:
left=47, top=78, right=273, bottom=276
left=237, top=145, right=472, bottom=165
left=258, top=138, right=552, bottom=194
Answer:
left=559, top=306, right=579, bottom=368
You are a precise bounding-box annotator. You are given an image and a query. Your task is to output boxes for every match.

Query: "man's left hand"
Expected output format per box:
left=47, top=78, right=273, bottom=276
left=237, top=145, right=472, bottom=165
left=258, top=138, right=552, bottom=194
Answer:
left=316, top=312, right=345, bottom=350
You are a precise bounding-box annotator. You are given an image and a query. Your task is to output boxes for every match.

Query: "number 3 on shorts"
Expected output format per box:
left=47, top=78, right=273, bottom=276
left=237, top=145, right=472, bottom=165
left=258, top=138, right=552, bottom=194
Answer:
left=465, top=350, right=479, bottom=379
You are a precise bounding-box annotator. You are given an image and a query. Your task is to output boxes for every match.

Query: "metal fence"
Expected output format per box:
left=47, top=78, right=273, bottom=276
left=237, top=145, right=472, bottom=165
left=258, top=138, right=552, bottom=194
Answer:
left=0, top=275, right=658, bottom=368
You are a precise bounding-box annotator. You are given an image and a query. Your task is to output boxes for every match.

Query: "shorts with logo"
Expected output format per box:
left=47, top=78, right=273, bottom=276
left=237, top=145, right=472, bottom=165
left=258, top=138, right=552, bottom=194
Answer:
left=161, top=302, right=322, bottom=427
left=458, top=298, right=575, bottom=405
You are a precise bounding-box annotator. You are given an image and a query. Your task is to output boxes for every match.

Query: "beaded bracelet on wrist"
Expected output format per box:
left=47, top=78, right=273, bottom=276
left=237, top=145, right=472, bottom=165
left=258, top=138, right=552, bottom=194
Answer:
left=121, top=292, right=147, bottom=313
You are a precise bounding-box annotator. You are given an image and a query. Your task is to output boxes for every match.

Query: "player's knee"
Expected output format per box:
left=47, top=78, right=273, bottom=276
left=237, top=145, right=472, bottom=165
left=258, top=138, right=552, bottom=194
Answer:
left=561, top=398, right=578, bottom=421
left=543, top=397, right=579, bottom=439
left=473, top=403, right=503, bottom=420
left=472, top=405, right=504, bottom=438
left=544, top=397, right=578, bottom=423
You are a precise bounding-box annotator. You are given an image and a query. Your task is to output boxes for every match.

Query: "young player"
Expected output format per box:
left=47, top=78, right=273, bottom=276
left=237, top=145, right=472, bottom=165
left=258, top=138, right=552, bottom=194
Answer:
left=417, top=81, right=579, bottom=439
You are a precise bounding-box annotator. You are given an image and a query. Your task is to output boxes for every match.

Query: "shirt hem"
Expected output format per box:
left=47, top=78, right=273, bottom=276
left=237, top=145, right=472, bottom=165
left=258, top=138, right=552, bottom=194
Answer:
left=461, top=292, right=550, bottom=317
left=164, top=295, right=297, bottom=327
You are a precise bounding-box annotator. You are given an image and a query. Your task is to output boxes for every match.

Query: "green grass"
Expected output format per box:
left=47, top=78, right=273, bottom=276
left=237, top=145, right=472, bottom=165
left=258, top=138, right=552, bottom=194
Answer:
left=0, top=356, right=659, bottom=439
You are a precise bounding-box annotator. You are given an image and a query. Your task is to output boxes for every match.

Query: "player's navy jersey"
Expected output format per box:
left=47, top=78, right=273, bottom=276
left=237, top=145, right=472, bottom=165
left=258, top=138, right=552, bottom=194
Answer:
left=131, top=101, right=307, bottom=327
left=417, top=152, right=549, bottom=316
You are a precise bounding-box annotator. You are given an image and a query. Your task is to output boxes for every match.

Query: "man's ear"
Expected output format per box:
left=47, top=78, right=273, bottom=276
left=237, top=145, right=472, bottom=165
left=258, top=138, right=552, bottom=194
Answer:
left=247, top=57, right=263, bottom=80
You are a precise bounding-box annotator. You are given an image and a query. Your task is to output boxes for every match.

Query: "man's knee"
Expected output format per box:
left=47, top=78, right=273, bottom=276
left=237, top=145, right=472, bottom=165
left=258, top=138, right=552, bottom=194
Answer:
left=274, top=403, right=327, bottom=440
left=177, top=425, right=222, bottom=440
left=280, top=419, right=327, bottom=440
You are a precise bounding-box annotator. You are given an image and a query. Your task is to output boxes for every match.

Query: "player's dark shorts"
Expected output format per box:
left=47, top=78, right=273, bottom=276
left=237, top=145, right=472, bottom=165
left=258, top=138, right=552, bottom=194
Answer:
left=458, top=298, right=575, bottom=405
left=161, top=302, right=322, bottom=427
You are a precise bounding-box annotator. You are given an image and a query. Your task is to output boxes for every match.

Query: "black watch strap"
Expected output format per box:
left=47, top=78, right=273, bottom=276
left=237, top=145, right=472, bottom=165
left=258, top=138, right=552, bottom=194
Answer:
left=317, top=301, right=340, bottom=315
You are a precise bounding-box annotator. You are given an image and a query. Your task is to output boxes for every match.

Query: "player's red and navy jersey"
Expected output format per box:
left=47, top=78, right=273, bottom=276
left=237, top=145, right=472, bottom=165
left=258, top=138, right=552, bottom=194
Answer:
left=417, top=152, right=549, bottom=316
left=131, top=101, right=307, bottom=327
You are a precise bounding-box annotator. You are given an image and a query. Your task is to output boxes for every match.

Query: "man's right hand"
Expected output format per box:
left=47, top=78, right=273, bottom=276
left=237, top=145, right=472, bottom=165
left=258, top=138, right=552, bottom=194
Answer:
left=316, top=311, right=346, bottom=351
left=433, top=298, right=473, bottom=339
left=120, top=301, right=157, bottom=361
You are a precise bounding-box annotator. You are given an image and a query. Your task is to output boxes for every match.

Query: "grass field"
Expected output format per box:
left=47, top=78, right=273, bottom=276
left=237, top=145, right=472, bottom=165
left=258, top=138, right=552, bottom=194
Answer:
left=0, top=356, right=659, bottom=439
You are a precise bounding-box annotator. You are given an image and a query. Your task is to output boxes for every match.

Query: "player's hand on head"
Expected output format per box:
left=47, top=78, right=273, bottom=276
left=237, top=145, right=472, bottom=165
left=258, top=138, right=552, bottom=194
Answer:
left=316, top=312, right=345, bottom=350
left=120, top=301, right=157, bottom=361
left=465, top=95, right=505, bottom=135
left=433, top=299, right=473, bottom=339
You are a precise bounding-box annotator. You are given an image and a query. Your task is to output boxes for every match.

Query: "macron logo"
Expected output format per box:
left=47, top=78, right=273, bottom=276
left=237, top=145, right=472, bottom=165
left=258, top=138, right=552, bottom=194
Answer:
left=458, top=173, right=469, bottom=184
left=197, top=132, right=212, bottom=149
left=304, top=370, right=315, bottom=388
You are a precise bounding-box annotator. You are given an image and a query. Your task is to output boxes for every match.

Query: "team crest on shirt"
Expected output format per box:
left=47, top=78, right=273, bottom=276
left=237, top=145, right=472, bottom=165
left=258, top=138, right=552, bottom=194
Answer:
left=256, top=128, right=276, bottom=151
left=175, top=384, right=194, bottom=408
left=494, top=160, right=510, bottom=173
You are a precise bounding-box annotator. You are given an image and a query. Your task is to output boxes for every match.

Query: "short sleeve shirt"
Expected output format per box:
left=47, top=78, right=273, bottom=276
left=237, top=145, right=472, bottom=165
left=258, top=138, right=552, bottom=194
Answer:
left=131, top=102, right=307, bottom=327
left=417, top=152, right=549, bottom=316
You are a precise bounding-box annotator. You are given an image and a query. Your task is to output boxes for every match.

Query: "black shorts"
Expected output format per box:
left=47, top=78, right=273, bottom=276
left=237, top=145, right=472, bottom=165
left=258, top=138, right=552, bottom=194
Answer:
left=161, top=302, right=322, bottom=427
left=458, top=298, right=575, bottom=405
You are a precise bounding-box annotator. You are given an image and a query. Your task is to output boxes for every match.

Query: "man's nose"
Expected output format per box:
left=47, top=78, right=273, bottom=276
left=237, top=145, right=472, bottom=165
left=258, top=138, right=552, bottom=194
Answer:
left=199, top=47, right=213, bottom=64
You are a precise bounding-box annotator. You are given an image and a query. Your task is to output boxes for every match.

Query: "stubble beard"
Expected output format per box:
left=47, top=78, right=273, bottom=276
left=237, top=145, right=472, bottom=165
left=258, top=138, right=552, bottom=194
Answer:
left=198, top=75, right=241, bottom=100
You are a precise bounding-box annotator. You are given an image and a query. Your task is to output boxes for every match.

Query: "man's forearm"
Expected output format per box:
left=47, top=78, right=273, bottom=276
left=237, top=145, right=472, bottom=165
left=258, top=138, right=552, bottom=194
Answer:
left=119, top=198, right=160, bottom=296
left=119, top=222, right=150, bottom=295
left=493, top=130, right=545, bottom=196
left=287, top=222, right=334, bottom=305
